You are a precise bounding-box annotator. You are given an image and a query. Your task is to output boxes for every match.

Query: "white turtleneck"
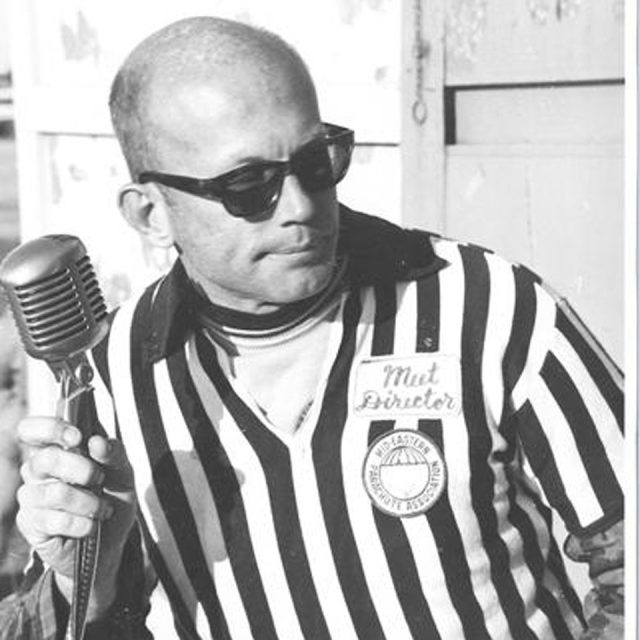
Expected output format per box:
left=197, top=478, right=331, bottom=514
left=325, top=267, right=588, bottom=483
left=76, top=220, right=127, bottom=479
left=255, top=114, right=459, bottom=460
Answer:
left=199, top=266, right=346, bottom=436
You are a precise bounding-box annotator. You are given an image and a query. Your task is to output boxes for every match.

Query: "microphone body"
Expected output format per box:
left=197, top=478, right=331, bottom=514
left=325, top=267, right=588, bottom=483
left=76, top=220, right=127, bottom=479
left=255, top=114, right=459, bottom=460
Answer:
left=0, top=235, right=109, bottom=640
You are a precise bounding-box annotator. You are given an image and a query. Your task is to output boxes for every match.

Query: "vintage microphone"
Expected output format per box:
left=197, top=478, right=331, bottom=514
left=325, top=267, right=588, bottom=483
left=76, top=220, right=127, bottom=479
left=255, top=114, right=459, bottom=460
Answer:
left=0, top=234, right=108, bottom=640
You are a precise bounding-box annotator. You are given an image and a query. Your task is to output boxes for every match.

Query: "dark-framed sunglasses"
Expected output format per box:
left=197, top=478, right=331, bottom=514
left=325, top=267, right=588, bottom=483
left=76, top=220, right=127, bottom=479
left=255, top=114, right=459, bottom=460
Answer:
left=138, top=123, right=354, bottom=219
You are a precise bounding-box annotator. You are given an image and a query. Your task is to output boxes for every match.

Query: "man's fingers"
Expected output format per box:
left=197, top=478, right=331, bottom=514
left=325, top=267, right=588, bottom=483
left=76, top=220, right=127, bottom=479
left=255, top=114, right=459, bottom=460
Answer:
left=17, top=481, right=114, bottom=521
left=16, top=506, right=98, bottom=541
left=18, top=416, right=82, bottom=449
left=87, top=436, right=135, bottom=492
left=87, top=436, right=130, bottom=470
left=21, top=446, right=105, bottom=486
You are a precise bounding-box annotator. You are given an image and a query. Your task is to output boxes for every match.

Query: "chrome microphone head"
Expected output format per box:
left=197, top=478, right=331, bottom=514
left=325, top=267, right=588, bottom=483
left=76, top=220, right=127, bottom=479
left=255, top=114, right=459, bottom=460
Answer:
left=0, top=235, right=108, bottom=362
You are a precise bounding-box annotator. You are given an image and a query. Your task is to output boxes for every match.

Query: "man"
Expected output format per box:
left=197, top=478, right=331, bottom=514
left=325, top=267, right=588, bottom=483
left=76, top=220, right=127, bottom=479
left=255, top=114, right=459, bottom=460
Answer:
left=0, top=16, right=624, bottom=640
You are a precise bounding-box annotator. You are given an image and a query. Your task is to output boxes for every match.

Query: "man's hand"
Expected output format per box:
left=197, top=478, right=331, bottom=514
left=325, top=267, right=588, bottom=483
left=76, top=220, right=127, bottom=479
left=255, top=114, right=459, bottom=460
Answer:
left=15, top=416, right=137, bottom=620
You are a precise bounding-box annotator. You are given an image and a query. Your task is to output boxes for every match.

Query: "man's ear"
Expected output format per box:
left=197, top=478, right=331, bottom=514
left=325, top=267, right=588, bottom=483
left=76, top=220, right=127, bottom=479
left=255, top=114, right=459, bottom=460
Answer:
left=117, top=182, right=175, bottom=249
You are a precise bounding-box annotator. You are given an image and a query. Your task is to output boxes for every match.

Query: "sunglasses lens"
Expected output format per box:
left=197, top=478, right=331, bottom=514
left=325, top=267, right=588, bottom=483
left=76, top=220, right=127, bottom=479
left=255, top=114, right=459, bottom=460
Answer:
left=327, top=137, right=352, bottom=184
left=295, top=136, right=352, bottom=193
left=222, top=165, right=284, bottom=217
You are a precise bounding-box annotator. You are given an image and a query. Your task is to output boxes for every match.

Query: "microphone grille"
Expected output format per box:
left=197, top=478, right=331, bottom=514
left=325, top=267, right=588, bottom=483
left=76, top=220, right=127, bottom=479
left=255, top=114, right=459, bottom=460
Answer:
left=0, top=235, right=108, bottom=361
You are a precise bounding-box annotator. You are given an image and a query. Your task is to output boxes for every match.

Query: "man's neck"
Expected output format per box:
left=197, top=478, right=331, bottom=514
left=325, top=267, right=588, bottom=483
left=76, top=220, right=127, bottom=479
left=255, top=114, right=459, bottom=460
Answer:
left=193, top=258, right=347, bottom=337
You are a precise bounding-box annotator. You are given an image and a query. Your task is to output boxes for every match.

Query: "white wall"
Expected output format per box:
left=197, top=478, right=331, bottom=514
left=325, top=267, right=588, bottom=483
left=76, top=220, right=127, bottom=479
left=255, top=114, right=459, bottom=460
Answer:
left=0, top=0, right=10, bottom=74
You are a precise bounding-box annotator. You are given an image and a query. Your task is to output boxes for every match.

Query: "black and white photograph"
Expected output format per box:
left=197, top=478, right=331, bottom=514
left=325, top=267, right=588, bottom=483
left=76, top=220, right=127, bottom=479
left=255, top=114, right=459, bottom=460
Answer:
left=0, top=1, right=631, bottom=638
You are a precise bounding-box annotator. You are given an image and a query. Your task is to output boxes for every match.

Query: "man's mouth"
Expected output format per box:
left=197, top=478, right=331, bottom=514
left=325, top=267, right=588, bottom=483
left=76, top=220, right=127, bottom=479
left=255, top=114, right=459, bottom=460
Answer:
left=275, top=243, right=317, bottom=255
left=266, top=232, right=335, bottom=256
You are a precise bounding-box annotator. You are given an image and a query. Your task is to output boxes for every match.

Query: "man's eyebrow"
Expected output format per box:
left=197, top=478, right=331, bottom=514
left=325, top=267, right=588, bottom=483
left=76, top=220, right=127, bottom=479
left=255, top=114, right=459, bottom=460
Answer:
left=206, top=153, right=275, bottom=177
left=223, top=154, right=272, bottom=167
left=211, top=126, right=328, bottom=173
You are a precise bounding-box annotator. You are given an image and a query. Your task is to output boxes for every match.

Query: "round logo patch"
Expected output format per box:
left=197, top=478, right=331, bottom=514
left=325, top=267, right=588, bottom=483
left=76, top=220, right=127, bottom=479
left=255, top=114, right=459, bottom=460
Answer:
left=362, top=429, right=447, bottom=517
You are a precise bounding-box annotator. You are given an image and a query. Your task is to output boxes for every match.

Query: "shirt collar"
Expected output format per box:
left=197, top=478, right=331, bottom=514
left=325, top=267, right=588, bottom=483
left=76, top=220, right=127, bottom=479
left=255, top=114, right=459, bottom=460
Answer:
left=141, top=205, right=448, bottom=364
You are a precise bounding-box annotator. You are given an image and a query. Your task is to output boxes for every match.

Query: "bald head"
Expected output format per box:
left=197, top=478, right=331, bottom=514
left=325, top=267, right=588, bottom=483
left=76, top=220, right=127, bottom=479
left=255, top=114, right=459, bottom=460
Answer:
left=109, top=16, right=318, bottom=177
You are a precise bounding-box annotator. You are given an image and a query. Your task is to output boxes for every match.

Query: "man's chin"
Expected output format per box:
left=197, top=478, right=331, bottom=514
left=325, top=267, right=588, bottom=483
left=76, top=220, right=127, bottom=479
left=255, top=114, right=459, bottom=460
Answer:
left=268, top=262, right=336, bottom=304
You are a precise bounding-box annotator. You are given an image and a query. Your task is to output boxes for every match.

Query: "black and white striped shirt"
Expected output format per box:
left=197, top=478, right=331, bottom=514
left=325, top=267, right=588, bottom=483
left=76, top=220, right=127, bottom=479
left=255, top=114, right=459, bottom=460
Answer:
left=90, top=208, right=623, bottom=639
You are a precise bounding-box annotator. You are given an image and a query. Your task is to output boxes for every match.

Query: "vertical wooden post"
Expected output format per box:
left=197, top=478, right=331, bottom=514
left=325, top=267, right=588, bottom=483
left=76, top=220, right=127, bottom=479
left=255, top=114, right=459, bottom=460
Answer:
left=401, top=0, right=446, bottom=232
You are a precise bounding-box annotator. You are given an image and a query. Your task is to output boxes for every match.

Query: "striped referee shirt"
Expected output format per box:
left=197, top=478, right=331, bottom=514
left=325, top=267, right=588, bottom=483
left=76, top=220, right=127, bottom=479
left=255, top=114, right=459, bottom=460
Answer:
left=39, top=208, right=626, bottom=639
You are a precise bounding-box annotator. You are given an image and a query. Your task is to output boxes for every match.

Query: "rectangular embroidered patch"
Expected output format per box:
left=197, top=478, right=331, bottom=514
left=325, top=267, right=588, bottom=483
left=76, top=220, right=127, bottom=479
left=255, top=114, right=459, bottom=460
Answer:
left=353, top=354, right=462, bottom=418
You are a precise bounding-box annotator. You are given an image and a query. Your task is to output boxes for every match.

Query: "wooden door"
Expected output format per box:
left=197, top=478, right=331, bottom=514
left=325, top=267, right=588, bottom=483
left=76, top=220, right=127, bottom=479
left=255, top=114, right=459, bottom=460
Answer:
left=403, top=0, right=626, bottom=364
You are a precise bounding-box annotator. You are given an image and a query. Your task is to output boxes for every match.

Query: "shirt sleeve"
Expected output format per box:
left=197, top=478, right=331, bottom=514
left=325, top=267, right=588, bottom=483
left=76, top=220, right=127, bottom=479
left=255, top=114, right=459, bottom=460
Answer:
left=565, top=519, right=624, bottom=640
left=0, top=524, right=155, bottom=640
left=509, top=277, right=624, bottom=537
left=0, top=554, right=60, bottom=640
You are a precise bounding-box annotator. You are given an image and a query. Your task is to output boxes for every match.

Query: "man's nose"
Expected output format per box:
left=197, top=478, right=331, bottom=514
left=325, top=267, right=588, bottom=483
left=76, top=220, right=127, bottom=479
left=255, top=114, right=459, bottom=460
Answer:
left=275, top=174, right=316, bottom=223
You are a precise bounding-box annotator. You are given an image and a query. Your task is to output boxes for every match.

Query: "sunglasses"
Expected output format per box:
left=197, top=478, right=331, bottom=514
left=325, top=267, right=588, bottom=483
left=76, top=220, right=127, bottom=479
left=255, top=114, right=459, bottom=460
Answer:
left=138, top=123, right=354, bottom=219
